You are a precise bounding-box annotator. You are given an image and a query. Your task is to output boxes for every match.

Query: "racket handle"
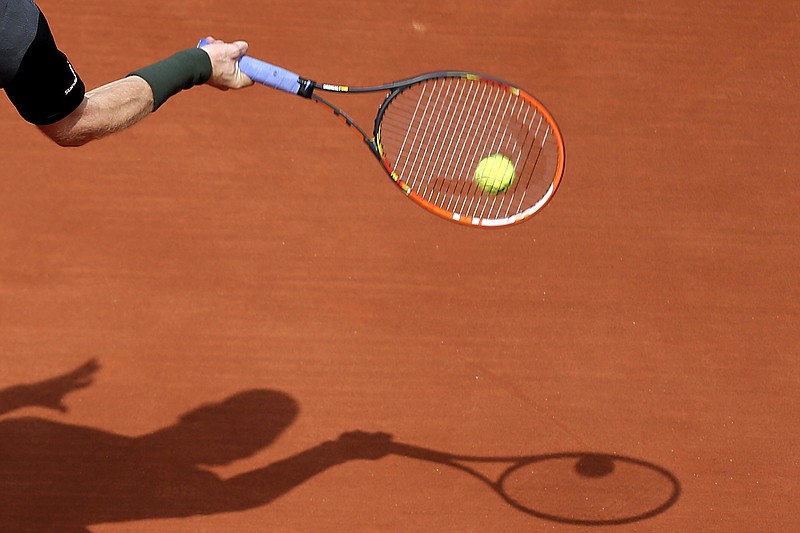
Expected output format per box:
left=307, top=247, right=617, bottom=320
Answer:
left=197, top=38, right=303, bottom=95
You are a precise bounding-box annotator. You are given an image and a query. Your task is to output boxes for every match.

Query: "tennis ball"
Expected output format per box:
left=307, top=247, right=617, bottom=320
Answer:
left=574, top=454, right=615, bottom=478
left=474, top=154, right=516, bottom=194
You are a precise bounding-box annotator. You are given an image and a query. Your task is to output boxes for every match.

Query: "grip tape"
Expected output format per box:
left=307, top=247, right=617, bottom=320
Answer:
left=197, top=38, right=302, bottom=95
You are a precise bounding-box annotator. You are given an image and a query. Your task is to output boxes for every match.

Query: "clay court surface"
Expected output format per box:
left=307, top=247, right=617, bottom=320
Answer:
left=2, top=0, right=798, bottom=531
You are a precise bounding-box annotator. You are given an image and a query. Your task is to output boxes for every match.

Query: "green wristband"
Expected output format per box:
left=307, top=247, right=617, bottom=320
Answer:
left=128, top=48, right=213, bottom=111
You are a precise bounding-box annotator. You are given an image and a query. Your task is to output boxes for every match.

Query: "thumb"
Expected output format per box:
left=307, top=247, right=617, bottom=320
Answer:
left=230, top=40, right=249, bottom=59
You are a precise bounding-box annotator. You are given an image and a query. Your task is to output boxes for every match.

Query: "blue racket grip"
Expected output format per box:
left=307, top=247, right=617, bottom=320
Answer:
left=197, top=38, right=302, bottom=95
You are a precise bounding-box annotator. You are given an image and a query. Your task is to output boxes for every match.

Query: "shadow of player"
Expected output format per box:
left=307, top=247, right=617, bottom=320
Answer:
left=0, top=360, right=391, bottom=533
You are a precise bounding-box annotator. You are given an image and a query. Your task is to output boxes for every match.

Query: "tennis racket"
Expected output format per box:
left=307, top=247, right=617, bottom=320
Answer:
left=198, top=39, right=565, bottom=227
left=390, top=442, right=680, bottom=526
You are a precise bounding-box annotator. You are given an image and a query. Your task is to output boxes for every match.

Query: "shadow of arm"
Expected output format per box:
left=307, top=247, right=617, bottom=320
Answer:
left=211, top=432, right=392, bottom=512
left=0, top=360, right=99, bottom=417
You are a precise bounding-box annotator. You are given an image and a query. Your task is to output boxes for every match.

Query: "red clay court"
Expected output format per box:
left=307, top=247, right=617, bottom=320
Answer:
left=1, top=1, right=798, bottom=531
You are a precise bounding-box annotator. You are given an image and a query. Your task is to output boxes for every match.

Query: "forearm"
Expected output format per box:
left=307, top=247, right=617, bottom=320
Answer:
left=217, top=434, right=390, bottom=512
left=38, top=76, right=154, bottom=147
left=0, top=386, right=26, bottom=416
left=34, top=42, right=249, bottom=147
left=222, top=442, right=345, bottom=508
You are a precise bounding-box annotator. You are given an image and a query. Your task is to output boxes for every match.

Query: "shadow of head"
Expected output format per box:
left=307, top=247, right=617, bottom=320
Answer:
left=152, top=389, right=299, bottom=466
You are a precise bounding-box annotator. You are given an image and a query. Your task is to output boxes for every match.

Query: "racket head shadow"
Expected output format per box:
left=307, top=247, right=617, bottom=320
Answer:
left=497, top=452, right=681, bottom=526
left=374, top=72, right=565, bottom=227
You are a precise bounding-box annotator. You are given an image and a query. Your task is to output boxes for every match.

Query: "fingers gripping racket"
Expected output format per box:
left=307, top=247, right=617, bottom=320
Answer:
left=199, top=39, right=565, bottom=227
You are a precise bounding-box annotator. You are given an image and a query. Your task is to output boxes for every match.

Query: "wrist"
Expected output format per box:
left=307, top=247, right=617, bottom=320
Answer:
left=128, top=48, right=212, bottom=111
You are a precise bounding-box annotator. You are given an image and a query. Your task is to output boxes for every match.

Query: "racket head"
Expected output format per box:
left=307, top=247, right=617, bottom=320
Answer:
left=373, top=72, right=565, bottom=227
left=497, top=452, right=681, bottom=525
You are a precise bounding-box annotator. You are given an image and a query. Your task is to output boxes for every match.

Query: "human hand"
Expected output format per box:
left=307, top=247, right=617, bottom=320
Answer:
left=15, top=359, right=100, bottom=413
left=199, top=36, right=254, bottom=90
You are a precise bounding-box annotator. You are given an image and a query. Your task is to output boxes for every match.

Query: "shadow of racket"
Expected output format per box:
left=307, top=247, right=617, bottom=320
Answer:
left=390, top=442, right=680, bottom=526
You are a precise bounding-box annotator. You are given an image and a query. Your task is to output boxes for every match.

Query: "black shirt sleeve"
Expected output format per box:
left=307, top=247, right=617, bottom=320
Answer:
left=4, top=10, right=86, bottom=125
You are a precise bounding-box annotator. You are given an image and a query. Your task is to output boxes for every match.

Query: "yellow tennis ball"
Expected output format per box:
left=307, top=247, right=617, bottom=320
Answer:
left=474, top=154, right=516, bottom=194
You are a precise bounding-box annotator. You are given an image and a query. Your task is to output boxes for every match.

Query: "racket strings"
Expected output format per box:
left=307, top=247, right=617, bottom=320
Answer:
left=378, top=76, right=561, bottom=223
left=458, top=89, right=529, bottom=220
